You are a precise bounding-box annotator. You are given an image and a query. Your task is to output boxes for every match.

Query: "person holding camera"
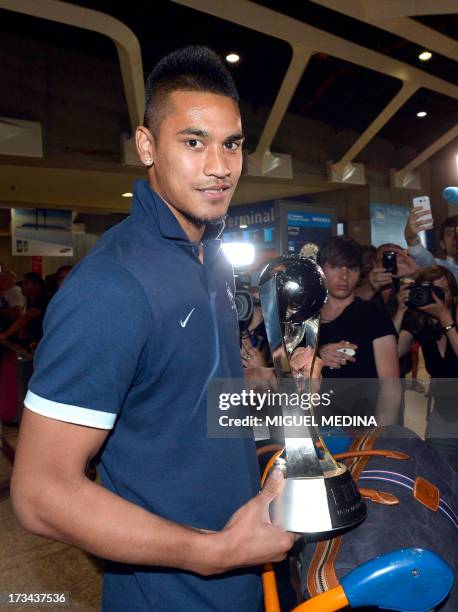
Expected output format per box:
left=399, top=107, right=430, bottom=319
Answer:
left=396, top=265, right=458, bottom=469
left=364, top=244, right=423, bottom=391
left=397, top=266, right=458, bottom=377
left=364, top=243, right=420, bottom=301
left=405, top=210, right=458, bottom=283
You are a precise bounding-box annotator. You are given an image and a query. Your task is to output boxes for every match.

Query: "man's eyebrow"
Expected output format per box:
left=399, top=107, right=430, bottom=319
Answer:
left=225, top=132, right=245, bottom=142
left=176, top=128, right=209, bottom=137
left=176, top=128, right=245, bottom=141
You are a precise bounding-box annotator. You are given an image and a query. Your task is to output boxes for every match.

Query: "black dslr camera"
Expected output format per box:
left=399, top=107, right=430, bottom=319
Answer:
left=407, top=282, right=445, bottom=309
left=234, top=274, right=253, bottom=333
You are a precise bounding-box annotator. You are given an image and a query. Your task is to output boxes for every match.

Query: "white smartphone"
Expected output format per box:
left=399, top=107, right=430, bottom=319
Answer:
left=337, top=347, right=355, bottom=357
left=412, top=195, right=433, bottom=229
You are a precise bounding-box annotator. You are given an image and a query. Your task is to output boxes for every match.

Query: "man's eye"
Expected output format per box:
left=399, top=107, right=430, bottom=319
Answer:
left=185, top=139, right=203, bottom=148
left=224, top=141, right=241, bottom=151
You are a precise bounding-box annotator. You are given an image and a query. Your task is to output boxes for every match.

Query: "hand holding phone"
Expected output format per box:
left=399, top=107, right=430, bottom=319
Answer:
left=382, top=251, right=397, bottom=275
left=412, top=195, right=433, bottom=230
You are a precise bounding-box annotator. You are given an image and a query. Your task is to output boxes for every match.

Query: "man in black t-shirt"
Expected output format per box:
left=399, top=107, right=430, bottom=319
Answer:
left=317, top=236, right=401, bottom=422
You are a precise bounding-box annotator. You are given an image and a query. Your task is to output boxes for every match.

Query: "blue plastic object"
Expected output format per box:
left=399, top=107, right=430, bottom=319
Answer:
left=341, top=548, right=454, bottom=611
left=320, top=427, right=351, bottom=455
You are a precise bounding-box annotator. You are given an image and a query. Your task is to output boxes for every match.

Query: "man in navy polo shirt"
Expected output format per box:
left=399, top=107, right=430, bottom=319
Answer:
left=11, top=47, right=295, bottom=611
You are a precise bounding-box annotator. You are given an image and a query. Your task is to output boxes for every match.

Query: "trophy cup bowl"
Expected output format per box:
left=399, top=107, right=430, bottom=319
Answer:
left=259, top=255, right=366, bottom=539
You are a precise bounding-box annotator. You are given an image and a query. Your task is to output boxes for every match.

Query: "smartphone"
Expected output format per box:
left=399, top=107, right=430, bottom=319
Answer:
left=413, top=195, right=433, bottom=229
left=382, top=250, right=397, bottom=275
left=337, top=347, right=355, bottom=357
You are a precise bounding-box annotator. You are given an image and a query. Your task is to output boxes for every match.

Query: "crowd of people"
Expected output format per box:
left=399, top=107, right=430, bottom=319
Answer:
left=242, top=210, right=458, bottom=470
left=0, top=265, right=73, bottom=424
left=2, top=205, right=457, bottom=469
left=0, top=265, right=72, bottom=352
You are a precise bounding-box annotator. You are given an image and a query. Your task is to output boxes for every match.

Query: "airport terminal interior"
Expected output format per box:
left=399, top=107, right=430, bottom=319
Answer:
left=0, top=1, right=457, bottom=611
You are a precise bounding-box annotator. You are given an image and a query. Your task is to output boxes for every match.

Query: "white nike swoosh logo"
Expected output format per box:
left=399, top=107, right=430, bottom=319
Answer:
left=180, top=308, right=195, bottom=328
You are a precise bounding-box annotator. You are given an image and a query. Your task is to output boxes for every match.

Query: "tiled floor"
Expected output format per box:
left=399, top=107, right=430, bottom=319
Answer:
left=0, top=355, right=441, bottom=611
left=0, top=426, right=102, bottom=611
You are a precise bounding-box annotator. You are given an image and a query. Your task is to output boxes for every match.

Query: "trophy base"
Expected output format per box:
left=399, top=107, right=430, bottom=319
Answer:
left=270, top=464, right=366, bottom=539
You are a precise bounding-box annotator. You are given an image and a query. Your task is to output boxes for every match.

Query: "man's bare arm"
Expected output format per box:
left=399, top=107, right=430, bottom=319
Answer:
left=11, top=409, right=293, bottom=576
left=373, top=335, right=402, bottom=425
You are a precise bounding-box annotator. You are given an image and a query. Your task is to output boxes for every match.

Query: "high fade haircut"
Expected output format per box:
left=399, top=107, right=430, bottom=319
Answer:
left=143, top=45, right=239, bottom=136
left=318, top=236, right=363, bottom=270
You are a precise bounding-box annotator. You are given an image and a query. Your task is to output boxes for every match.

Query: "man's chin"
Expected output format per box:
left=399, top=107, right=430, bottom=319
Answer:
left=332, top=290, right=353, bottom=300
left=181, top=210, right=226, bottom=228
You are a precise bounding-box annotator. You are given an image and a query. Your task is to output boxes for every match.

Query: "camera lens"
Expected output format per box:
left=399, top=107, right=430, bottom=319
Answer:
left=234, top=290, right=253, bottom=322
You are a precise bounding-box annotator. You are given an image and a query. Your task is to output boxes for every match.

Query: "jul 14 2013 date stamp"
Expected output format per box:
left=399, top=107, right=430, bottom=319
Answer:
left=0, top=592, right=70, bottom=607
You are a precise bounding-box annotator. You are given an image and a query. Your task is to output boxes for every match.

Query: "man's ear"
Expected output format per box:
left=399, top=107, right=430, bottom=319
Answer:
left=135, top=126, right=155, bottom=167
left=440, top=239, right=446, bottom=252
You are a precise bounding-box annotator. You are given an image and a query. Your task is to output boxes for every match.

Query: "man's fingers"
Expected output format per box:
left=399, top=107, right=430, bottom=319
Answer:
left=290, top=346, right=314, bottom=371
left=414, top=219, right=433, bottom=229
left=411, top=207, right=429, bottom=216
left=338, top=341, right=357, bottom=350
left=259, top=467, right=285, bottom=508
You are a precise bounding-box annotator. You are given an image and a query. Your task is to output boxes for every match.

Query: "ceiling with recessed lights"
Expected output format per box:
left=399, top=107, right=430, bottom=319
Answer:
left=0, top=0, right=456, bottom=212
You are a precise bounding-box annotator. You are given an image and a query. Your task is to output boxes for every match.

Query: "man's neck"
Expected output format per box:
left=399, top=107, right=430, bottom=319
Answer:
left=161, top=197, right=206, bottom=243
left=149, top=180, right=206, bottom=243
left=322, top=293, right=355, bottom=322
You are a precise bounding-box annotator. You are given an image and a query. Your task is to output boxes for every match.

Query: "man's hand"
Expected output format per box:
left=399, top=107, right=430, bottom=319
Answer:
left=369, top=266, right=393, bottom=291
left=217, top=468, right=295, bottom=571
left=417, top=292, right=450, bottom=322
left=405, top=207, right=433, bottom=246
left=319, top=341, right=357, bottom=369
left=241, top=337, right=266, bottom=368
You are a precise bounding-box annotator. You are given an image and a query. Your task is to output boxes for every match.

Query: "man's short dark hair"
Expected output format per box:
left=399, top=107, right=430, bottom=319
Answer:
left=318, top=236, right=363, bottom=269
left=143, top=46, right=239, bottom=135
left=440, top=215, right=458, bottom=240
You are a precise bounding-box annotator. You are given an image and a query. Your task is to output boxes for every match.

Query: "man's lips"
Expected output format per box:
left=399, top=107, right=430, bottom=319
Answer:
left=196, top=185, right=232, bottom=200
left=196, top=184, right=231, bottom=193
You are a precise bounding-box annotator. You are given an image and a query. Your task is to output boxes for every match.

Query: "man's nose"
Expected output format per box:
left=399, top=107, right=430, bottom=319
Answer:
left=204, top=145, right=230, bottom=178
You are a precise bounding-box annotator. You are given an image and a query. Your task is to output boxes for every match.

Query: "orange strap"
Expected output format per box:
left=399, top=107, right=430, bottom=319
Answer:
left=257, top=444, right=283, bottom=458
left=260, top=448, right=285, bottom=486
left=291, top=585, right=349, bottom=612
left=261, top=449, right=285, bottom=612
left=334, top=449, right=409, bottom=461
left=263, top=562, right=281, bottom=612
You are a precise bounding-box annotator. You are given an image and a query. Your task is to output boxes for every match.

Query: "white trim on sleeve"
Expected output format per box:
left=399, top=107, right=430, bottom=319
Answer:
left=24, top=390, right=117, bottom=430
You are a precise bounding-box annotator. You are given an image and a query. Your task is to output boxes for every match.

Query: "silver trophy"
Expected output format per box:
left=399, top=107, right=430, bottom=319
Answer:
left=259, top=255, right=366, bottom=538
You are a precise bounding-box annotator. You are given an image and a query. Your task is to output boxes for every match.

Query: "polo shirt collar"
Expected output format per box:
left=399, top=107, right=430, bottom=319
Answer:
left=131, top=180, right=225, bottom=243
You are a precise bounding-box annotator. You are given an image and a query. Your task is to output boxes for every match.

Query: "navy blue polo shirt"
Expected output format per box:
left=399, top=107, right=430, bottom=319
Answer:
left=25, top=180, right=262, bottom=612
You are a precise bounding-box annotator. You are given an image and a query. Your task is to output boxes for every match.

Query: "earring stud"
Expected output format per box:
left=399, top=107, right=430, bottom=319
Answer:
left=144, top=158, right=152, bottom=166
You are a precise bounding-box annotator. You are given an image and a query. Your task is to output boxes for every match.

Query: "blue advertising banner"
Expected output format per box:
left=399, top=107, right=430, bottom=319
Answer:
left=12, top=208, right=73, bottom=256
left=370, top=203, right=409, bottom=248
left=287, top=211, right=333, bottom=255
